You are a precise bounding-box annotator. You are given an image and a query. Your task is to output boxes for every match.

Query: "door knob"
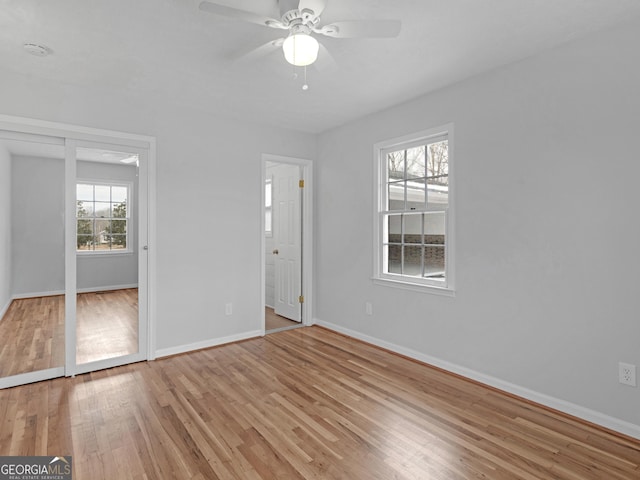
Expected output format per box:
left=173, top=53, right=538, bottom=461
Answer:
left=273, top=249, right=279, bottom=255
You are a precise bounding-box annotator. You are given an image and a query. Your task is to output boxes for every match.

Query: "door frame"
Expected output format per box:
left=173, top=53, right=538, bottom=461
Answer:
left=0, top=113, right=157, bottom=386
left=261, top=154, right=313, bottom=335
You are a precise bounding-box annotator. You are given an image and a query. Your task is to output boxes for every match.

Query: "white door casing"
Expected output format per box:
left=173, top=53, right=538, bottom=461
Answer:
left=273, top=164, right=302, bottom=322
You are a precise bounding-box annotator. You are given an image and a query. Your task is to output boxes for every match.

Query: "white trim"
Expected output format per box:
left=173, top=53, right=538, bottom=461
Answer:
left=155, top=330, right=262, bottom=358
left=73, top=352, right=147, bottom=376
left=0, top=114, right=152, bottom=149
left=0, top=113, right=157, bottom=372
left=0, top=367, right=65, bottom=390
left=315, top=319, right=640, bottom=441
left=372, top=278, right=456, bottom=296
left=10, top=285, right=137, bottom=299
left=76, top=284, right=138, bottom=293
left=0, top=298, right=12, bottom=322
left=12, top=290, right=65, bottom=299
left=373, top=123, right=455, bottom=294
left=261, top=154, right=314, bottom=334
left=65, top=139, right=78, bottom=376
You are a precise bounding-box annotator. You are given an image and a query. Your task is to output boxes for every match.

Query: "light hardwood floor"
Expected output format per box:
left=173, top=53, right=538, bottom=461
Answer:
left=1, top=326, right=638, bottom=479
left=0, top=289, right=138, bottom=377
left=0, top=295, right=65, bottom=377
left=265, top=306, right=300, bottom=332
left=76, top=289, right=138, bottom=364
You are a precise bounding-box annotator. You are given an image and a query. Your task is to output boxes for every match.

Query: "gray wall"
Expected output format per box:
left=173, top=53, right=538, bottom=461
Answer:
left=315, top=20, right=640, bottom=430
left=0, top=144, right=11, bottom=314
left=10, top=156, right=138, bottom=296
left=11, top=155, right=65, bottom=296
left=0, top=67, right=317, bottom=352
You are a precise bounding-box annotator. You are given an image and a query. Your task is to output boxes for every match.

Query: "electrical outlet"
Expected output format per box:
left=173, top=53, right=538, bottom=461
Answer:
left=365, top=302, right=373, bottom=316
left=225, top=303, right=233, bottom=316
left=618, top=362, right=636, bottom=387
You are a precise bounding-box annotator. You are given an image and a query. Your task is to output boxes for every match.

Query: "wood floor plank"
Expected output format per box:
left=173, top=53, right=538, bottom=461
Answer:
left=1, top=326, right=639, bottom=479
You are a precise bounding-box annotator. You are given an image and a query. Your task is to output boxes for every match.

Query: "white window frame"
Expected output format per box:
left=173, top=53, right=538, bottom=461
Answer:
left=76, top=179, right=133, bottom=255
left=373, top=124, right=455, bottom=296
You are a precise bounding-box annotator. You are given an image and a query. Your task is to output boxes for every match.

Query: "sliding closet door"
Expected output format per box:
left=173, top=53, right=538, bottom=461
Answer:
left=67, top=141, right=147, bottom=376
left=0, top=131, right=66, bottom=389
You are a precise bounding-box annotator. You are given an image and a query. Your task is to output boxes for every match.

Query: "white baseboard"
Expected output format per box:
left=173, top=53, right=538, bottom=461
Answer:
left=12, top=284, right=138, bottom=299
left=0, top=297, right=12, bottom=321
left=77, top=284, right=138, bottom=293
left=155, top=330, right=263, bottom=359
left=314, top=318, right=640, bottom=441
left=12, top=290, right=65, bottom=299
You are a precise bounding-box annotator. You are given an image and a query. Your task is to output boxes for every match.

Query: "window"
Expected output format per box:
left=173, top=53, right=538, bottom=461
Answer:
left=265, top=177, right=273, bottom=236
left=374, top=125, right=454, bottom=293
left=76, top=182, right=131, bottom=253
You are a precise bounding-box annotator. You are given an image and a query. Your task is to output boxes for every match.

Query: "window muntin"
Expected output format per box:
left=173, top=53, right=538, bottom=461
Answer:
left=376, top=128, right=452, bottom=291
left=76, top=182, right=131, bottom=253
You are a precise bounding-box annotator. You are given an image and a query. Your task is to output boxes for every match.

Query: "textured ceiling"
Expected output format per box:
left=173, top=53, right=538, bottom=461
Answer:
left=1, top=0, right=640, bottom=133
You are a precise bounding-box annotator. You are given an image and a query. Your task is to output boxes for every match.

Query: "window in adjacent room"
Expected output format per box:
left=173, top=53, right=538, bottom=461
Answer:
left=374, top=124, right=454, bottom=294
left=76, top=182, right=131, bottom=253
left=265, top=177, right=273, bottom=236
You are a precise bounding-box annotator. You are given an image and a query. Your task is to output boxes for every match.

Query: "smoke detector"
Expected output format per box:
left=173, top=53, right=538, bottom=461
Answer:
left=23, top=43, right=52, bottom=57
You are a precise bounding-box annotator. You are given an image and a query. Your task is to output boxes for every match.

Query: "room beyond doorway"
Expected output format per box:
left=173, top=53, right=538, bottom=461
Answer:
left=261, top=154, right=313, bottom=335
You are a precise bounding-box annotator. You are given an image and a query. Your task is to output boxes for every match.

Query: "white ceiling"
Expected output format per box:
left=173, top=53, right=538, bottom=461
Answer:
left=1, top=0, right=640, bottom=134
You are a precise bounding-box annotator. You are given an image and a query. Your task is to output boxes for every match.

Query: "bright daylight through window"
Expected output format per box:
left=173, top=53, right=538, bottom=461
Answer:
left=375, top=125, right=453, bottom=292
left=76, top=182, right=130, bottom=253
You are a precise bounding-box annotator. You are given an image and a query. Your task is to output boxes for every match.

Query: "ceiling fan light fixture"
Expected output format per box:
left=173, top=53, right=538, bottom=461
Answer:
left=282, top=33, right=319, bottom=66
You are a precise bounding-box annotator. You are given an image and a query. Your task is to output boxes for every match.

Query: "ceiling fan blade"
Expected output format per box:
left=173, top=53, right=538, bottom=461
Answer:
left=315, top=20, right=401, bottom=38
left=199, top=1, right=284, bottom=29
left=313, top=41, right=337, bottom=72
left=230, top=38, right=285, bottom=63
left=298, top=0, right=327, bottom=16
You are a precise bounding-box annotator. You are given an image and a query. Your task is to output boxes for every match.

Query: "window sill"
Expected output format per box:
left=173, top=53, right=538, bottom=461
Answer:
left=372, top=277, right=455, bottom=297
left=77, top=250, right=134, bottom=257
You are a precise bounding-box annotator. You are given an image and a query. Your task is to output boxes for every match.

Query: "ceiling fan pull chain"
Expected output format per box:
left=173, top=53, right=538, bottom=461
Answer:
left=302, top=66, right=309, bottom=91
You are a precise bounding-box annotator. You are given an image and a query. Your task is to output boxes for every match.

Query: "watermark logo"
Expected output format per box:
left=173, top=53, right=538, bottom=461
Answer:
left=0, top=456, right=72, bottom=480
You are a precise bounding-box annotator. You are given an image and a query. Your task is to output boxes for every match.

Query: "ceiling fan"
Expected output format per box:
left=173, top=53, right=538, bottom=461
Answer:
left=199, top=0, right=401, bottom=73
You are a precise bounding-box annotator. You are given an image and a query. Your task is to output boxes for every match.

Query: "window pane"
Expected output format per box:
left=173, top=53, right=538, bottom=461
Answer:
left=425, top=211, right=446, bottom=238
left=111, top=186, right=127, bottom=203
left=387, top=180, right=405, bottom=210
left=77, top=235, right=94, bottom=250
left=94, top=202, right=111, bottom=218
left=76, top=201, right=92, bottom=218
left=424, top=245, right=445, bottom=278
left=110, top=219, right=127, bottom=234
left=265, top=181, right=272, bottom=208
left=94, top=185, right=111, bottom=202
left=385, top=245, right=402, bottom=274
left=110, top=235, right=127, bottom=249
left=387, top=151, right=405, bottom=181
left=77, top=184, right=93, bottom=201
left=77, top=219, right=93, bottom=235
left=386, top=214, right=402, bottom=244
left=404, top=213, right=422, bottom=243
left=112, top=201, right=127, bottom=218
left=406, top=178, right=426, bottom=209
left=406, top=146, right=425, bottom=180
left=265, top=209, right=272, bottom=232
left=403, top=245, right=423, bottom=277
left=427, top=141, right=448, bottom=209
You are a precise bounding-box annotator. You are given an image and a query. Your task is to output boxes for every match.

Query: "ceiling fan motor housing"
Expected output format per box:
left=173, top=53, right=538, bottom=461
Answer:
left=279, top=0, right=319, bottom=27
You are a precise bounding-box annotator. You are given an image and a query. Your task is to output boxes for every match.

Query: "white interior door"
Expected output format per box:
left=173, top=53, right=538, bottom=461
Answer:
left=273, top=164, right=302, bottom=322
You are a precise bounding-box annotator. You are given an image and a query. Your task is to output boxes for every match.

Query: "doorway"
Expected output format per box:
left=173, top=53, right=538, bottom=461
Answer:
left=0, top=115, right=155, bottom=388
left=262, top=154, right=313, bottom=334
